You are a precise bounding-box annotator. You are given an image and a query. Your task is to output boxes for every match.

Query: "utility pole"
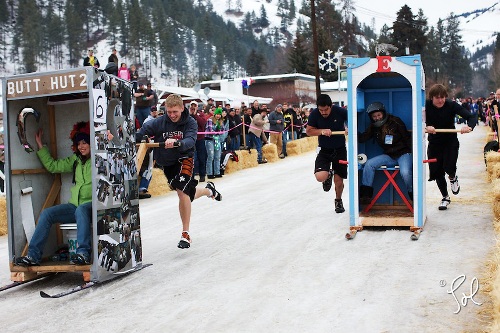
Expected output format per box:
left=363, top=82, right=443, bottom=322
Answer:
left=311, top=0, right=321, bottom=99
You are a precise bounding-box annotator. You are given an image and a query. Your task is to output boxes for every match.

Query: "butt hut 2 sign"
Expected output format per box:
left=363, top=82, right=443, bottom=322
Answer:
left=6, top=68, right=88, bottom=99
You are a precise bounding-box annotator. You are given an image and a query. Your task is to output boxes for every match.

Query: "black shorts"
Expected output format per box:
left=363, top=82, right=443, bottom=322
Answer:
left=161, top=157, right=198, bottom=201
left=314, top=147, right=347, bottom=179
left=427, top=141, right=459, bottom=181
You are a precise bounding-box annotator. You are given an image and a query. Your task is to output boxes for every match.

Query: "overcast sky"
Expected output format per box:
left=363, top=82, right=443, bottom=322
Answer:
left=352, top=0, right=499, bottom=46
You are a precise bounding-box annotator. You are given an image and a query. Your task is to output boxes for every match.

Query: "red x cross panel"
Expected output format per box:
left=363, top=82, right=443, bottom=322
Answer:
left=363, top=169, right=413, bottom=213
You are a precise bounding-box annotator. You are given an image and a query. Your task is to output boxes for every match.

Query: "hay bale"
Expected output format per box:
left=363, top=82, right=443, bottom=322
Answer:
left=224, top=158, right=240, bottom=174
left=263, top=143, right=278, bottom=162
left=479, top=246, right=498, bottom=329
left=0, top=196, right=6, bottom=236
left=304, top=136, right=319, bottom=151
left=491, top=164, right=500, bottom=183
left=286, top=139, right=302, bottom=156
left=486, top=151, right=500, bottom=182
left=146, top=168, right=171, bottom=197
left=486, top=150, right=500, bottom=165
left=494, top=198, right=500, bottom=221
left=493, top=179, right=500, bottom=196
left=233, top=149, right=258, bottom=169
left=286, top=137, right=317, bottom=156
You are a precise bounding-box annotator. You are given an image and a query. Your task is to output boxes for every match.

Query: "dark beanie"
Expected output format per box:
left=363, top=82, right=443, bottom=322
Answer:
left=73, top=132, right=90, bottom=145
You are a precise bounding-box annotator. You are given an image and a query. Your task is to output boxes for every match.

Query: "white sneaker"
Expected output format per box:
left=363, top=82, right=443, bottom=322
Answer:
left=450, top=176, right=460, bottom=195
left=439, top=197, right=450, bottom=210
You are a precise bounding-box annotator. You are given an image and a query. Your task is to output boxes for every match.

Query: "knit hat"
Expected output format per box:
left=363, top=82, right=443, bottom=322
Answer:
left=214, top=107, right=223, bottom=115
left=276, top=104, right=283, bottom=109
left=69, top=121, right=91, bottom=153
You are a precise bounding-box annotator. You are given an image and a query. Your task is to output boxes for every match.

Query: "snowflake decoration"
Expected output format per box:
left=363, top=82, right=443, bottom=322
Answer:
left=318, top=50, right=342, bottom=73
left=179, top=175, right=185, bottom=182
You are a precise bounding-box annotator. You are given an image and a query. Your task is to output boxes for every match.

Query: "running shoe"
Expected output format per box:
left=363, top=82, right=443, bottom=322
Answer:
left=439, top=196, right=451, bottom=210
left=323, top=171, right=333, bottom=192
left=178, top=231, right=191, bottom=249
left=206, top=181, right=222, bottom=201
left=450, top=176, right=460, bottom=195
left=335, top=199, right=345, bottom=213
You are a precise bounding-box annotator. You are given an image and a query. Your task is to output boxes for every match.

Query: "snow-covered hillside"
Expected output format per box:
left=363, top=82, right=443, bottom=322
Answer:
left=209, top=0, right=307, bottom=45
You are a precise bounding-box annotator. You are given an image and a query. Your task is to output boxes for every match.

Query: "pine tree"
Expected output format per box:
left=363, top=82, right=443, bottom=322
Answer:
left=44, top=2, right=65, bottom=70
left=16, top=0, right=43, bottom=72
left=260, top=5, right=269, bottom=28
left=492, top=33, right=500, bottom=88
left=299, top=0, right=310, bottom=17
left=116, top=0, right=128, bottom=55
left=338, top=0, right=358, bottom=54
left=241, top=12, right=253, bottom=34
left=0, top=0, right=8, bottom=68
left=235, top=0, right=242, bottom=13
left=289, top=0, right=296, bottom=20
left=127, top=0, right=149, bottom=64
left=107, top=0, right=119, bottom=48
left=246, top=49, right=266, bottom=76
left=442, top=15, right=471, bottom=94
left=65, top=0, right=85, bottom=67
left=288, top=31, right=312, bottom=75
left=422, top=27, right=442, bottom=83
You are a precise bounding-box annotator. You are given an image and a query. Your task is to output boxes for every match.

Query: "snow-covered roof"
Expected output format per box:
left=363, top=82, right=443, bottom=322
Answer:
left=154, top=84, right=272, bottom=107
left=202, top=73, right=323, bottom=86
left=321, top=80, right=348, bottom=91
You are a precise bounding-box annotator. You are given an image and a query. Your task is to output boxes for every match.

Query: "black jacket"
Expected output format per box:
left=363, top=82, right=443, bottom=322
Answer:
left=425, top=99, right=476, bottom=145
left=359, top=114, right=412, bottom=159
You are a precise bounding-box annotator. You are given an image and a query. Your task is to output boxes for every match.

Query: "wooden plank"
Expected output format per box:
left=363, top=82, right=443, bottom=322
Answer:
left=5, top=69, right=88, bottom=99
left=136, top=142, right=149, bottom=171
left=10, top=263, right=90, bottom=273
left=360, top=216, right=414, bottom=227
left=82, top=271, right=91, bottom=282
left=10, top=271, right=40, bottom=282
left=11, top=168, right=49, bottom=175
left=364, top=204, right=413, bottom=211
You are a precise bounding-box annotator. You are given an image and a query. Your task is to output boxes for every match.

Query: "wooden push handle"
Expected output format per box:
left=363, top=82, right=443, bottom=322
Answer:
left=432, top=129, right=463, bottom=133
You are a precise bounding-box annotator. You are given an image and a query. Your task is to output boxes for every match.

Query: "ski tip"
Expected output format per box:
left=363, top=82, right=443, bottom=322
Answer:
left=410, top=234, right=419, bottom=241
left=39, top=291, right=51, bottom=298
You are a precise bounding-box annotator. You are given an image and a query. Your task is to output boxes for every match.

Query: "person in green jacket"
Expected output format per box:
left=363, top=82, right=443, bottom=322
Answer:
left=15, top=121, right=93, bottom=266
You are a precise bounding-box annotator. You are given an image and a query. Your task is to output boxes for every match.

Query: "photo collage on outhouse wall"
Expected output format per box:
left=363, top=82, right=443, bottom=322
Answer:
left=92, top=74, right=142, bottom=278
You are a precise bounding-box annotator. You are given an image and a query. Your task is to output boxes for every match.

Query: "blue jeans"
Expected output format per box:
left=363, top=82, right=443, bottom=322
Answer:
left=282, top=131, right=288, bottom=155
left=205, top=139, right=221, bottom=176
left=245, top=132, right=252, bottom=149
left=135, top=106, right=151, bottom=126
left=28, top=202, right=93, bottom=262
left=362, top=153, right=413, bottom=192
left=228, top=136, right=240, bottom=152
left=139, top=174, right=151, bottom=192
left=194, top=139, right=207, bottom=177
left=249, top=132, right=263, bottom=162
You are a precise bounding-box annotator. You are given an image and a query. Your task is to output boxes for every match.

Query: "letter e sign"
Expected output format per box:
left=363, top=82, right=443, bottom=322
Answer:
left=376, top=56, right=392, bottom=72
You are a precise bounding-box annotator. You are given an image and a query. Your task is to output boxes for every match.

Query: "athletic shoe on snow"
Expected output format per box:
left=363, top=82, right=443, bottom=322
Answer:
left=178, top=232, right=191, bottom=249
left=323, top=171, right=333, bottom=192
left=206, top=181, right=222, bottom=201
left=450, top=176, right=460, bottom=195
left=439, top=196, right=451, bottom=210
left=335, top=199, right=345, bottom=213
